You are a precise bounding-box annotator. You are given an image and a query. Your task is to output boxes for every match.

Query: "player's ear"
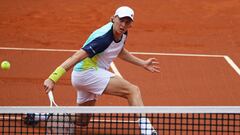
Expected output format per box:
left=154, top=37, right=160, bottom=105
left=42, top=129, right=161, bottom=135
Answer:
left=110, top=16, right=114, bottom=23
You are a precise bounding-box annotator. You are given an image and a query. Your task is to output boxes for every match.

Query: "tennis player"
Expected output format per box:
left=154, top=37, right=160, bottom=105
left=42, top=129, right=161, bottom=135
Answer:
left=44, top=6, right=159, bottom=134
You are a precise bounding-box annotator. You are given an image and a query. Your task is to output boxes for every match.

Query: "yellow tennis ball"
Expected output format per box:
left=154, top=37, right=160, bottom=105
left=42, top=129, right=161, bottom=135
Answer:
left=1, top=61, right=11, bottom=71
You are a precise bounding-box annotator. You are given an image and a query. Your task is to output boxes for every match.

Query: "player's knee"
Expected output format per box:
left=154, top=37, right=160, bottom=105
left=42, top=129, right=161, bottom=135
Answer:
left=125, top=84, right=141, bottom=99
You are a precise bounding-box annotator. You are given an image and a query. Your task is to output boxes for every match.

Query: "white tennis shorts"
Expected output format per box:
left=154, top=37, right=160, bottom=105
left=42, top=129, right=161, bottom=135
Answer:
left=71, top=68, right=115, bottom=104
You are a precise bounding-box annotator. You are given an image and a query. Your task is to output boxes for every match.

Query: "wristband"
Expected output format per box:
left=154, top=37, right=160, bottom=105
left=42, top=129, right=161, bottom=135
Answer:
left=48, top=66, right=66, bottom=83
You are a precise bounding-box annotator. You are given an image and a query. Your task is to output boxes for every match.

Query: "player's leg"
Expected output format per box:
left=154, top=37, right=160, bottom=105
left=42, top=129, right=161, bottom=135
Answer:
left=71, top=69, right=99, bottom=126
left=74, top=91, right=96, bottom=126
left=103, top=76, right=157, bottom=134
left=71, top=69, right=155, bottom=133
left=103, top=75, right=144, bottom=106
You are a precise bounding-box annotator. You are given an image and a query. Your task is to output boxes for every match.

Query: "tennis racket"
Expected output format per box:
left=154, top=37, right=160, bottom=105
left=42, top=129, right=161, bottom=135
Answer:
left=46, top=91, right=75, bottom=134
left=48, top=90, right=58, bottom=107
left=24, top=90, right=57, bottom=125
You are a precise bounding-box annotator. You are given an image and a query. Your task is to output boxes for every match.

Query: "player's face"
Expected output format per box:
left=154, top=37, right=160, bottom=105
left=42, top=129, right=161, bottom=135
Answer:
left=113, top=16, right=133, bottom=35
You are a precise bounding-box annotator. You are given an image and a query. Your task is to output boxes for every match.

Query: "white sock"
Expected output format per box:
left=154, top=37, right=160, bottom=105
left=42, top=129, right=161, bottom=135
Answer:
left=138, top=117, right=155, bottom=135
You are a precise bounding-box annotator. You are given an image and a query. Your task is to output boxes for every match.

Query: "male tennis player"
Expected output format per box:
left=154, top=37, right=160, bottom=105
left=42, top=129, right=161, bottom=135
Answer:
left=44, top=6, right=159, bottom=134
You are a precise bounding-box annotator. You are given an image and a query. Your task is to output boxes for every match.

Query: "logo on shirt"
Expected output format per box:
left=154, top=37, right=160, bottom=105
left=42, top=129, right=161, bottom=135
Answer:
left=90, top=46, right=96, bottom=54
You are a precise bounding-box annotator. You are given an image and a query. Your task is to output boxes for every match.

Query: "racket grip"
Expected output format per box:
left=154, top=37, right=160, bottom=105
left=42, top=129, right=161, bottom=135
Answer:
left=48, top=91, right=58, bottom=107
left=48, top=91, right=54, bottom=101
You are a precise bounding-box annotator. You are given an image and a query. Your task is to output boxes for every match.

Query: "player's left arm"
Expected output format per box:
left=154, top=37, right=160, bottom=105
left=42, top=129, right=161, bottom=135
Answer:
left=118, top=48, right=160, bottom=72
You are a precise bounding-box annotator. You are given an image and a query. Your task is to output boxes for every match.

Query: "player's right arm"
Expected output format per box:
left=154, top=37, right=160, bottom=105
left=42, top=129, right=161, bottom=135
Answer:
left=43, top=49, right=88, bottom=93
left=60, top=49, right=88, bottom=71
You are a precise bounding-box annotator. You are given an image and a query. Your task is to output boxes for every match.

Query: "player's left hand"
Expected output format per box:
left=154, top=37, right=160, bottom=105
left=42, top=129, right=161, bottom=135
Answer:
left=143, top=58, right=160, bottom=72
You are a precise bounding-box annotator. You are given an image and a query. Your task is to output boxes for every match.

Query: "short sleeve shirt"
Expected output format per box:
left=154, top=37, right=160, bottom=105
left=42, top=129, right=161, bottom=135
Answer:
left=73, top=22, right=127, bottom=71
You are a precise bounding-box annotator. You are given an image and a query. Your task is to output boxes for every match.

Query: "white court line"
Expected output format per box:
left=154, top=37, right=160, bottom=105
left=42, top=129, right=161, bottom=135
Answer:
left=130, top=52, right=225, bottom=58
left=0, top=47, right=77, bottom=52
left=224, top=56, right=240, bottom=76
left=110, top=62, right=123, bottom=78
left=131, top=51, right=240, bottom=76
left=0, top=47, right=239, bottom=76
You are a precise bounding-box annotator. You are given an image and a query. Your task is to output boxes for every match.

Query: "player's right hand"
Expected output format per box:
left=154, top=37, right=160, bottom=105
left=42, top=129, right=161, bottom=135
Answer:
left=43, top=78, right=55, bottom=94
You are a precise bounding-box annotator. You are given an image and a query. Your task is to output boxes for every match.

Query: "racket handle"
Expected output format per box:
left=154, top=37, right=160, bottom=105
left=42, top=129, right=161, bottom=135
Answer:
left=48, top=91, right=58, bottom=107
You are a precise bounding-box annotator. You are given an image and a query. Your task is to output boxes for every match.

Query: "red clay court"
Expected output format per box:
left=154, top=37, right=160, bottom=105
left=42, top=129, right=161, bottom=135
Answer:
left=0, top=0, right=240, bottom=106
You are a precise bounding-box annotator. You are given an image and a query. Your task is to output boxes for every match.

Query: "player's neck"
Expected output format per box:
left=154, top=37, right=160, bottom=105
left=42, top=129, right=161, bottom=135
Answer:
left=113, top=32, right=123, bottom=42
